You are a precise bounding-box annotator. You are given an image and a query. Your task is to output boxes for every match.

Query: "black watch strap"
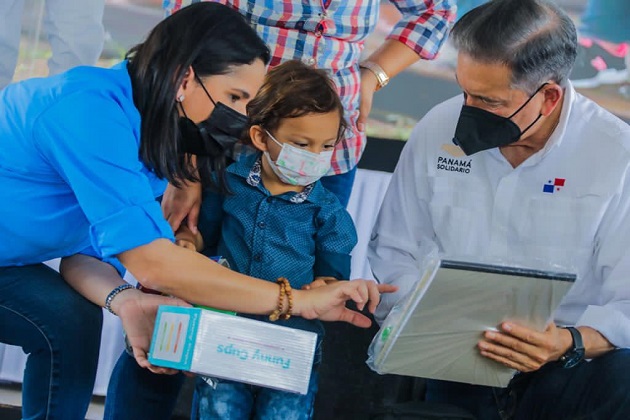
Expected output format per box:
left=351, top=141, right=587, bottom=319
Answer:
left=559, top=326, right=585, bottom=368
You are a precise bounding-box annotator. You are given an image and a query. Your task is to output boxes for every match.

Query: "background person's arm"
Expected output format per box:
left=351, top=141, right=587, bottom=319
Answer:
left=358, top=0, right=455, bottom=130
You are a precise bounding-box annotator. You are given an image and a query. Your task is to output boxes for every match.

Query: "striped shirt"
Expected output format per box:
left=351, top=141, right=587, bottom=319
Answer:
left=163, top=0, right=455, bottom=174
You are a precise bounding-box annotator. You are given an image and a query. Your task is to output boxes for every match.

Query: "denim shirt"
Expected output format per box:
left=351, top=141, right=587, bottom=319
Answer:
left=198, top=153, right=358, bottom=361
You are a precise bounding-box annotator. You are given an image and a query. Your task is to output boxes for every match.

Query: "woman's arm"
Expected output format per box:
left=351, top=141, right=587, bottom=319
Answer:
left=118, top=238, right=394, bottom=326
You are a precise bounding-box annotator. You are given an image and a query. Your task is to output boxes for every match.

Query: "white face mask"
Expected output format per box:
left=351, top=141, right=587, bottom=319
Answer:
left=263, top=129, right=334, bottom=186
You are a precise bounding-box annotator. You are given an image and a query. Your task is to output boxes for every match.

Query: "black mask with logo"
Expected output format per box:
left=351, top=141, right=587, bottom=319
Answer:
left=178, top=74, right=248, bottom=157
left=452, top=84, right=547, bottom=156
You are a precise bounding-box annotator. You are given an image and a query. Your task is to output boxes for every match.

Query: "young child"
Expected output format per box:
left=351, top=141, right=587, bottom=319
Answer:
left=176, top=60, right=358, bottom=420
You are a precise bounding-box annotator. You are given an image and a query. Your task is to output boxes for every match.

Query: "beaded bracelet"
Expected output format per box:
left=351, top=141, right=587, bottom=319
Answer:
left=269, top=277, right=293, bottom=321
left=104, top=284, right=135, bottom=316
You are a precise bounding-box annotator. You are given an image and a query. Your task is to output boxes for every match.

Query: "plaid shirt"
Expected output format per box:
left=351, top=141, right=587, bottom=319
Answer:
left=164, top=0, right=455, bottom=174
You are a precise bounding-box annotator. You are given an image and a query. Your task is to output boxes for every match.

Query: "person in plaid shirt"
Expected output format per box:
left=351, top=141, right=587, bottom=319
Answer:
left=160, top=0, right=455, bottom=234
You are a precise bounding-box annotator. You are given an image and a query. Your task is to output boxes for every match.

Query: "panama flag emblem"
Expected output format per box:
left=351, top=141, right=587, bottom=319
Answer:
left=543, top=178, right=565, bottom=193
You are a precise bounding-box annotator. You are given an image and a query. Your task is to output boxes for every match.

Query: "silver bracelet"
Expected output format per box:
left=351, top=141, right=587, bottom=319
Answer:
left=104, top=284, right=135, bottom=316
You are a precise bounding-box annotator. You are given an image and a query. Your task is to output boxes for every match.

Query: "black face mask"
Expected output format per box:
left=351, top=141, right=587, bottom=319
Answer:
left=452, top=84, right=547, bottom=156
left=178, top=75, right=248, bottom=156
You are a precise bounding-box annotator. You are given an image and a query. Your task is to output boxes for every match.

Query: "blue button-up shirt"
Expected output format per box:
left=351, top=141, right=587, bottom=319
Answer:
left=199, top=153, right=358, bottom=342
left=0, top=63, right=173, bottom=269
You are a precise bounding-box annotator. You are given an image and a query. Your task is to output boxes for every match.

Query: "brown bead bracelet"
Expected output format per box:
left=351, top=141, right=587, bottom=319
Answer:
left=269, top=277, right=293, bottom=321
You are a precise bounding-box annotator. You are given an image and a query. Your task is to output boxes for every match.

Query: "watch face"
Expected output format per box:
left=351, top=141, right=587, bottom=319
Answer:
left=561, top=348, right=585, bottom=368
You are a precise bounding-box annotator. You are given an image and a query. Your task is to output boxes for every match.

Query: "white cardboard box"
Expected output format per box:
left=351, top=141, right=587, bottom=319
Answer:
left=148, top=306, right=317, bottom=394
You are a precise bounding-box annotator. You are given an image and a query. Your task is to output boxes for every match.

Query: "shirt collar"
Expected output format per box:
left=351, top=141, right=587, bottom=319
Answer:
left=228, top=153, right=329, bottom=204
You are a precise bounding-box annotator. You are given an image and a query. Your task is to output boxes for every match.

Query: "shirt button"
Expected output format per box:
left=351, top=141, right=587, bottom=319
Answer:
left=253, top=254, right=263, bottom=262
left=302, top=57, right=316, bottom=66
left=266, top=197, right=273, bottom=203
left=257, top=221, right=266, bottom=229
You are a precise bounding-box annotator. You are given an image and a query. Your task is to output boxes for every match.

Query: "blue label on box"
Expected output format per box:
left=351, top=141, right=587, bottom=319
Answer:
left=149, top=306, right=201, bottom=370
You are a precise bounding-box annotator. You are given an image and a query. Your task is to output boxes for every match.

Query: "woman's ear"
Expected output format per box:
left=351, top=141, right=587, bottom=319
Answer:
left=249, top=125, right=268, bottom=152
left=176, top=66, right=195, bottom=102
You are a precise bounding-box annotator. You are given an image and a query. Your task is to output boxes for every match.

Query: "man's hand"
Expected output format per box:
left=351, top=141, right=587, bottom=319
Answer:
left=478, top=321, right=573, bottom=372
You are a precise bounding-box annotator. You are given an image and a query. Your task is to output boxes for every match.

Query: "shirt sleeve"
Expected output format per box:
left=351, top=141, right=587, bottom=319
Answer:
left=314, top=203, right=358, bottom=280
left=33, top=90, right=174, bottom=260
left=386, top=0, right=456, bottom=60
left=79, top=245, right=126, bottom=277
left=367, top=119, right=440, bottom=324
left=575, top=159, right=630, bottom=348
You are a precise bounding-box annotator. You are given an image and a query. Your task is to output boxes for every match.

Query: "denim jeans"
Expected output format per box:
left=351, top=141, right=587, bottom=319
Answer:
left=104, top=350, right=186, bottom=420
left=426, top=349, right=630, bottom=419
left=319, top=166, right=357, bottom=208
left=192, top=368, right=319, bottom=420
left=0, top=264, right=103, bottom=420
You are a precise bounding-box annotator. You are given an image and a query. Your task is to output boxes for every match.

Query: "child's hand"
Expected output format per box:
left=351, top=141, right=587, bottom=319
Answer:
left=302, top=276, right=338, bottom=290
left=175, top=238, right=197, bottom=251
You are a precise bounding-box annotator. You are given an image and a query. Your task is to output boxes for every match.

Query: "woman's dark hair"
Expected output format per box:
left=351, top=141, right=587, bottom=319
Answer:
left=126, top=2, right=270, bottom=189
left=246, top=60, right=347, bottom=141
left=450, top=0, right=577, bottom=94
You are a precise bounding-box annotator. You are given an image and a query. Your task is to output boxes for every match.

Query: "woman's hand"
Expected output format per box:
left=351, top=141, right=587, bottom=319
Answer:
left=162, top=181, right=203, bottom=233
left=113, top=289, right=192, bottom=374
left=294, top=279, right=397, bottom=328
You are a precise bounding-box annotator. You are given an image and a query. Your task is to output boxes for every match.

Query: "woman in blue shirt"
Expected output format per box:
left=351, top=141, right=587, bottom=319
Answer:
left=0, top=3, right=392, bottom=418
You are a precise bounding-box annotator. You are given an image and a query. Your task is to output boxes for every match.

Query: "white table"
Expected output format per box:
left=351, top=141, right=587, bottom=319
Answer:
left=0, top=168, right=393, bottom=396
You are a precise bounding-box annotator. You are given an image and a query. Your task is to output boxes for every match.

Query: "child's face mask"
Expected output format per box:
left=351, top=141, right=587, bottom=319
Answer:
left=263, top=129, right=333, bottom=186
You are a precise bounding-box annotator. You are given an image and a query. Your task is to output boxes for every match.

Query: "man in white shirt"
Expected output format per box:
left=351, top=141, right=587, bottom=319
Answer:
left=368, top=0, right=630, bottom=418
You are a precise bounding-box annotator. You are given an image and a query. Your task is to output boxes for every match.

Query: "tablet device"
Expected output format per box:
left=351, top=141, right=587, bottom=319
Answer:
left=369, top=259, right=576, bottom=387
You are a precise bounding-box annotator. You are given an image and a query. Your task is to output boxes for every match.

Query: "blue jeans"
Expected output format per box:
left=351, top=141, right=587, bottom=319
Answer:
left=426, top=349, right=630, bottom=419
left=319, top=166, right=357, bottom=208
left=192, top=369, right=319, bottom=420
left=0, top=264, right=103, bottom=420
left=104, top=350, right=185, bottom=420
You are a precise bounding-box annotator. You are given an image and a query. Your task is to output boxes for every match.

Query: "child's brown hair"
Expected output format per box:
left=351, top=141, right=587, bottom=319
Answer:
left=245, top=60, right=347, bottom=142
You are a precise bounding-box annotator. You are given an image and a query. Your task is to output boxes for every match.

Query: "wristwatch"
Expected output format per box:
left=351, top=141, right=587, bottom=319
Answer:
left=558, top=326, right=585, bottom=368
left=359, top=60, right=390, bottom=91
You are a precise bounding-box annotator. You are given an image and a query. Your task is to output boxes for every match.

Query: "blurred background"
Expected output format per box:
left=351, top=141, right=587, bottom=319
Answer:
left=11, top=0, right=630, bottom=139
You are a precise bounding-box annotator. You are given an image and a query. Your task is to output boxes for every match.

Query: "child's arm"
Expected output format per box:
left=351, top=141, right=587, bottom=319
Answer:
left=175, top=224, right=204, bottom=252
left=311, top=204, right=359, bottom=282
left=303, top=277, right=339, bottom=290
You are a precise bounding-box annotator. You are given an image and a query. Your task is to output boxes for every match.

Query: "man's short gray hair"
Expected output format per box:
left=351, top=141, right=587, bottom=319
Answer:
left=450, top=0, right=578, bottom=94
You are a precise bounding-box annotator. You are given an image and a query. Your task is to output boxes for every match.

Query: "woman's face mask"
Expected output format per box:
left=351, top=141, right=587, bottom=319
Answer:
left=178, top=74, right=248, bottom=157
left=263, top=129, right=333, bottom=186
left=452, top=84, right=547, bottom=156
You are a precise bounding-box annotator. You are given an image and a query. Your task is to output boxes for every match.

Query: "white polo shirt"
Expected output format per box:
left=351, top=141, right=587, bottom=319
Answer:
left=369, top=83, right=630, bottom=348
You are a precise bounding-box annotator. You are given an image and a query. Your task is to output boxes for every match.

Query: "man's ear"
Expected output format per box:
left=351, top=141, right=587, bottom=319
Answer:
left=249, top=125, right=268, bottom=152
left=175, top=66, right=195, bottom=102
left=540, top=83, right=563, bottom=117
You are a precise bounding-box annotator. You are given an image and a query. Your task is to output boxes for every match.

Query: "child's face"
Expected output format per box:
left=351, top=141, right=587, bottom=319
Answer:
left=265, top=111, right=340, bottom=158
